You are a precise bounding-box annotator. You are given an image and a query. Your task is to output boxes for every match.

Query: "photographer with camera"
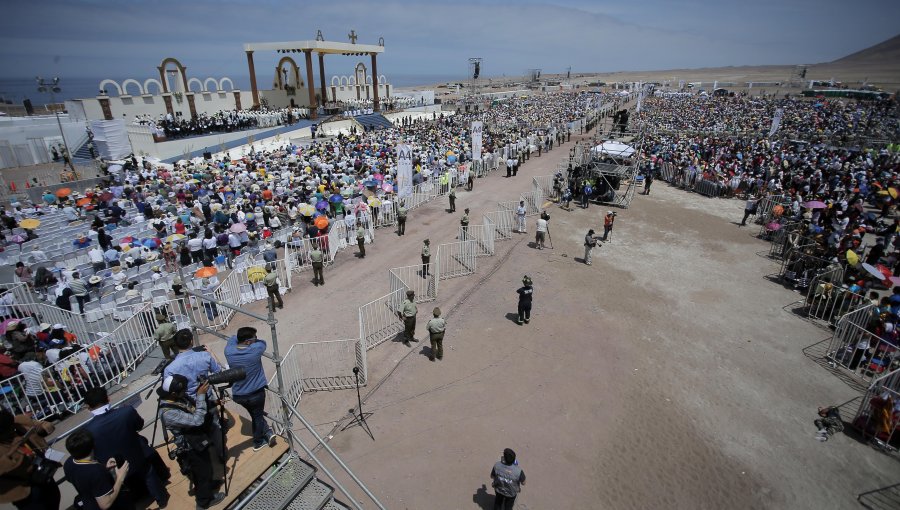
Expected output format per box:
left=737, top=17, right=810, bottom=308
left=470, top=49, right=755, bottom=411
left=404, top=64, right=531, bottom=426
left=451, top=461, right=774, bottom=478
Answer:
left=0, top=410, right=60, bottom=510
left=157, top=374, right=226, bottom=510
left=602, top=211, right=617, bottom=241
left=224, top=327, right=277, bottom=452
left=584, top=229, right=602, bottom=266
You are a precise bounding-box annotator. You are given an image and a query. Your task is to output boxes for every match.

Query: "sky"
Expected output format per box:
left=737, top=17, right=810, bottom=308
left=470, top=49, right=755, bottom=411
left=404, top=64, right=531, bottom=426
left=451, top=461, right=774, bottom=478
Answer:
left=2, top=0, right=898, bottom=82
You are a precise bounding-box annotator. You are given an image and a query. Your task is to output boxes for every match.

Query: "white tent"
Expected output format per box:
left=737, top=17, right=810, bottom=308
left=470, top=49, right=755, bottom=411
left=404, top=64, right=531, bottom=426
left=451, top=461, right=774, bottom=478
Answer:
left=592, top=141, right=635, bottom=158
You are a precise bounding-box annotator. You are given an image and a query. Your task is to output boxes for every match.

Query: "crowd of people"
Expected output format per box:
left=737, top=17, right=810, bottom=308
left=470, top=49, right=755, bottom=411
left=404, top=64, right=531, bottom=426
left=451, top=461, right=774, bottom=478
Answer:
left=133, top=107, right=310, bottom=140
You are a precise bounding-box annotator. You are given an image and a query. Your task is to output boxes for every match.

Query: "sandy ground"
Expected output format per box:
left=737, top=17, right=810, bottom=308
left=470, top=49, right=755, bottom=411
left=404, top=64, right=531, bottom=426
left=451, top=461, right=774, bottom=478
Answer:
left=47, top=118, right=898, bottom=509
left=186, top=123, right=898, bottom=509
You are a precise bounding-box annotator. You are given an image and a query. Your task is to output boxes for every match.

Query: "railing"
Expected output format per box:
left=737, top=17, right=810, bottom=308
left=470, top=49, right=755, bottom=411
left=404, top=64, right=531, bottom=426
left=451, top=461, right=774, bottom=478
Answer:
left=853, top=367, right=900, bottom=458
left=436, top=240, right=477, bottom=280
left=858, top=481, right=900, bottom=509
left=358, top=288, right=405, bottom=350
left=805, top=267, right=862, bottom=326
left=389, top=264, right=437, bottom=303
left=826, top=304, right=900, bottom=385
left=484, top=209, right=515, bottom=240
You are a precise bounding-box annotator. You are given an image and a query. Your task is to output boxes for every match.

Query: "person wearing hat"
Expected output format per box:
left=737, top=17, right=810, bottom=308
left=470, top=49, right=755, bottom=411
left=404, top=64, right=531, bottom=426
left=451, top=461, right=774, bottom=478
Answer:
left=153, top=314, right=177, bottom=361
left=425, top=307, right=447, bottom=362
left=584, top=229, right=601, bottom=265
left=602, top=210, right=616, bottom=241
left=156, top=374, right=226, bottom=510
left=263, top=264, right=284, bottom=309
left=448, top=186, right=456, bottom=213
left=396, top=202, right=408, bottom=236
left=162, top=243, right=178, bottom=272
left=516, top=276, right=534, bottom=325
left=490, top=448, right=526, bottom=510
left=398, top=290, right=418, bottom=346
left=461, top=208, right=470, bottom=237
left=421, top=239, right=431, bottom=278
left=309, top=245, right=325, bottom=286
left=356, top=225, right=366, bottom=258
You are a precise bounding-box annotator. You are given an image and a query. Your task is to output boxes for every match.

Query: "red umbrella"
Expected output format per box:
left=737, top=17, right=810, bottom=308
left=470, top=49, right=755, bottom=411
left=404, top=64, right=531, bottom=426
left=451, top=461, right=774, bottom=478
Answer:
left=875, top=264, right=893, bottom=280
left=120, top=236, right=134, bottom=244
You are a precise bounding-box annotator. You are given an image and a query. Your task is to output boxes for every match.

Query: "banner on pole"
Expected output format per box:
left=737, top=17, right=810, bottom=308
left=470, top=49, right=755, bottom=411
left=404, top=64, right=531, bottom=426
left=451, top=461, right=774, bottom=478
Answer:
left=397, top=144, right=413, bottom=198
left=769, top=107, right=784, bottom=137
left=471, top=121, right=483, bottom=161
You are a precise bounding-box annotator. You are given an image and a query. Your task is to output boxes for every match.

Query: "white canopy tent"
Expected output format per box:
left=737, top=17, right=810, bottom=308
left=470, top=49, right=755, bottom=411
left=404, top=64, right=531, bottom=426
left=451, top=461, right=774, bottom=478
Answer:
left=592, top=141, right=635, bottom=158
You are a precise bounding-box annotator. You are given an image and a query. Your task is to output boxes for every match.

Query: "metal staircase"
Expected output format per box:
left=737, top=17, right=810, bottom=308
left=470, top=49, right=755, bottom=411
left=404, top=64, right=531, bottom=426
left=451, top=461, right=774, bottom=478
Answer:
left=242, top=454, right=350, bottom=510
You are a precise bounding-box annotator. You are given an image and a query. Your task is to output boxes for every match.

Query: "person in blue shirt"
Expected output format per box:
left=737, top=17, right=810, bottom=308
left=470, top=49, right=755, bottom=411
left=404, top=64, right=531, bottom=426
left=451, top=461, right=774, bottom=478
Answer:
left=224, top=327, right=276, bottom=451
left=163, top=329, right=223, bottom=399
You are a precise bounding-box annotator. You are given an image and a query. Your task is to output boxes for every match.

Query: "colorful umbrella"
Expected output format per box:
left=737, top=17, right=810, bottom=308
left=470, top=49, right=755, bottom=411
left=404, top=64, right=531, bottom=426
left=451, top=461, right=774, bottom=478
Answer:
left=315, top=200, right=328, bottom=211
left=890, top=188, right=898, bottom=199
left=875, top=264, right=893, bottom=280
left=245, top=213, right=255, bottom=221
left=195, top=266, right=218, bottom=278
left=99, top=192, right=113, bottom=202
left=9, top=234, right=26, bottom=245
left=247, top=266, right=267, bottom=283
left=120, top=236, right=134, bottom=244
left=141, top=238, right=159, bottom=249
left=889, top=276, right=900, bottom=287
left=329, top=194, right=343, bottom=204
left=367, top=197, right=382, bottom=207
left=19, top=219, right=40, bottom=229
left=803, top=201, right=826, bottom=209
left=772, top=205, right=784, bottom=216
left=314, top=216, right=329, bottom=230
left=76, top=197, right=91, bottom=207
left=846, top=250, right=859, bottom=266
left=165, top=234, right=186, bottom=242
left=382, top=183, right=394, bottom=193
left=55, top=188, right=72, bottom=198
left=229, top=223, right=247, bottom=233
left=765, top=222, right=782, bottom=231
left=297, top=204, right=315, bottom=216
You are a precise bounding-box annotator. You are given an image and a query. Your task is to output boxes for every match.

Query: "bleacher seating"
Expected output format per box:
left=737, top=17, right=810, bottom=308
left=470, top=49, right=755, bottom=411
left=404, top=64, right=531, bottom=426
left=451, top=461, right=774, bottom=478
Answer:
left=354, top=114, right=394, bottom=131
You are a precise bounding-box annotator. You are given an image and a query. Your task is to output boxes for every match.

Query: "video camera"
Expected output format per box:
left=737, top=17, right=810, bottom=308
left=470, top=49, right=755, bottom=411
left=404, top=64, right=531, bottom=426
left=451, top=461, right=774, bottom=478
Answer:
left=197, top=367, right=247, bottom=387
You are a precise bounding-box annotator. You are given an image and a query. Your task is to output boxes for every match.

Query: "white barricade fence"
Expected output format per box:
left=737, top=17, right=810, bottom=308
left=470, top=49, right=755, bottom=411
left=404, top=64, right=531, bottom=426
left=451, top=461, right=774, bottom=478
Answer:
left=406, top=180, right=437, bottom=210
left=358, top=288, right=405, bottom=350
left=485, top=209, right=515, bottom=240
left=853, top=367, right=900, bottom=452
left=520, top=189, right=544, bottom=216
left=0, top=302, right=157, bottom=419
left=459, top=224, right=495, bottom=258
left=436, top=240, right=477, bottom=280
left=285, top=235, right=333, bottom=274
left=533, top=175, right=565, bottom=201
left=827, top=304, right=900, bottom=385
left=805, top=266, right=857, bottom=325
left=389, top=264, right=437, bottom=303
left=755, top=194, right=791, bottom=226
left=278, top=339, right=366, bottom=393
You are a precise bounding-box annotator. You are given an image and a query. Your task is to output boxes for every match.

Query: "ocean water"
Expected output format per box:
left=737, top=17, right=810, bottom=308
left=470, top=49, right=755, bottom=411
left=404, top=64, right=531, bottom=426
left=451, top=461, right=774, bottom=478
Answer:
left=0, top=73, right=462, bottom=105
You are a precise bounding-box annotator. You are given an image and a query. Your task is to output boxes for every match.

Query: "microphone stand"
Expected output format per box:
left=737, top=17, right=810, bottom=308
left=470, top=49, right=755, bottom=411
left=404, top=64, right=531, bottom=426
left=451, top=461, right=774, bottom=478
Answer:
left=341, top=367, right=374, bottom=440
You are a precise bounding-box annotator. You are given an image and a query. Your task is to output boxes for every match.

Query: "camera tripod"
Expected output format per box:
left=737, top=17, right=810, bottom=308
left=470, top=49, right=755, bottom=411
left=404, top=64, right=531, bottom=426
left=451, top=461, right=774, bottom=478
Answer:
left=340, top=367, right=374, bottom=440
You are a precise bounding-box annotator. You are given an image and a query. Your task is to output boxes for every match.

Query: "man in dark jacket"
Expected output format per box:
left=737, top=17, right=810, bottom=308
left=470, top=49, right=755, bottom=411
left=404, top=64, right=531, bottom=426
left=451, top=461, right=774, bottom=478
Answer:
left=83, top=387, right=169, bottom=507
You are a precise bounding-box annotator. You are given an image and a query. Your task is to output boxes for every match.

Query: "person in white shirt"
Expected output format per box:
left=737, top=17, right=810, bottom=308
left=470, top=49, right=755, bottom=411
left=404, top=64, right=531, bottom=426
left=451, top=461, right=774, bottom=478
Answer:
left=89, top=246, right=106, bottom=272
left=535, top=216, right=548, bottom=250
left=62, top=205, right=79, bottom=222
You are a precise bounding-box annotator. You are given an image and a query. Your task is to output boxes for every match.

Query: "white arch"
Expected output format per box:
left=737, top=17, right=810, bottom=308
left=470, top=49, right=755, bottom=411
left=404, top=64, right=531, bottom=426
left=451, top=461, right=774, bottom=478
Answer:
left=378, top=74, right=387, bottom=85
left=348, top=76, right=356, bottom=86
left=187, top=77, right=203, bottom=93
left=365, top=75, right=373, bottom=85
left=203, top=78, right=219, bottom=92
left=98, top=79, right=123, bottom=96
left=121, top=79, right=144, bottom=96
left=218, top=77, right=234, bottom=91
left=330, top=76, right=340, bottom=87
left=143, top=78, right=164, bottom=95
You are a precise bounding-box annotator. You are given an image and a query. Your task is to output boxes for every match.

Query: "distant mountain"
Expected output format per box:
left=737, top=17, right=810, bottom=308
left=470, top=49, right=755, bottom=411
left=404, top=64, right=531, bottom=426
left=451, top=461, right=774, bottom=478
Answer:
left=830, top=33, right=900, bottom=65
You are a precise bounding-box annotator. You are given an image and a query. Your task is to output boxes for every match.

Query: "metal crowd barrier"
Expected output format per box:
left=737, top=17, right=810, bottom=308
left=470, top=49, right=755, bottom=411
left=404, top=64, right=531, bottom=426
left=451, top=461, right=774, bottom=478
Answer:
left=827, top=304, right=900, bottom=385
left=436, top=240, right=477, bottom=280
left=459, top=224, right=495, bottom=258
left=853, top=368, right=900, bottom=454
left=389, top=264, right=437, bottom=303
left=693, top=179, right=722, bottom=198
left=273, top=339, right=365, bottom=393
left=484, top=209, right=515, bottom=240
left=358, top=288, right=405, bottom=350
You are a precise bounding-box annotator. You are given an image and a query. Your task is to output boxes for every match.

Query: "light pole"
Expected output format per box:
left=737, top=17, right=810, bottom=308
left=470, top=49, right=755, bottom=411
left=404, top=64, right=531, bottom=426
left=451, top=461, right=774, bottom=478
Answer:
left=35, top=76, right=75, bottom=172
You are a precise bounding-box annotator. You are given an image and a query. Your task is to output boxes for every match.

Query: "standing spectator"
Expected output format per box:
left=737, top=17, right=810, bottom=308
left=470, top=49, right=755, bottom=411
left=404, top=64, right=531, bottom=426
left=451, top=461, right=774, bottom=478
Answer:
left=740, top=195, right=759, bottom=227
left=68, top=272, right=89, bottom=314
left=153, top=315, right=177, bottom=361
left=421, top=239, right=431, bottom=278
left=63, top=429, right=132, bottom=510
left=515, top=201, right=527, bottom=234
left=602, top=211, right=616, bottom=241
left=0, top=410, right=59, bottom=510
left=356, top=226, right=366, bottom=258
left=583, top=229, right=599, bottom=266
left=490, top=448, right=525, bottom=510
left=224, top=327, right=277, bottom=451
left=534, top=215, right=548, bottom=250
left=398, top=290, right=418, bottom=346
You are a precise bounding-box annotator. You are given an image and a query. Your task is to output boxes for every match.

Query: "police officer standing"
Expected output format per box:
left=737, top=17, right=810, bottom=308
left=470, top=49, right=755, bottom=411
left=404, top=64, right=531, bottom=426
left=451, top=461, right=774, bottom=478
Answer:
left=516, top=276, right=534, bottom=325
left=421, top=239, right=431, bottom=278
left=398, top=290, right=418, bottom=346
left=263, top=263, right=283, bottom=309
left=426, top=307, right=446, bottom=362
left=448, top=188, right=456, bottom=213
left=460, top=208, right=470, bottom=237
left=356, top=225, right=366, bottom=258
left=396, top=203, right=407, bottom=236
left=310, top=247, right=325, bottom=286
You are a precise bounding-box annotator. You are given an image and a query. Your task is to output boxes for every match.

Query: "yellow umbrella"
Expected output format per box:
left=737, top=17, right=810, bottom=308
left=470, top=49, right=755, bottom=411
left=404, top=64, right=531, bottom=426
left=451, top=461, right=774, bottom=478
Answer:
left=890, top=188, right=898, bottom=199
left=367, top=197, right=382, bottom=207
left=19, top=219, right=40, bottom=230
left=297, top=203, right=315, bottom=216
left=165, top=234, right=185, bottom=242
left=247, top=266, right=267, bottom=283
left=846, top=250, right=859, bottom=266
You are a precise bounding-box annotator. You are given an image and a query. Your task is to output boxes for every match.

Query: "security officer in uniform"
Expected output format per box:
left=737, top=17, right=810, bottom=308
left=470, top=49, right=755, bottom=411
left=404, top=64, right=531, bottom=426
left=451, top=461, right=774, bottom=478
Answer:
left=448, top=188, right=456, bottom=213
left=516, top=276, right=534, bottom=325
left=460, top=208, right=470, bottom=237
left=421, top=239, right=431, bottom=278
left=310, top=247, right=325, bottom=286
left=356, top=225, right=366, bottom=258
left=426, top=307, right=446, bottom=361
left=398, top=290, right=418, bottom=346
left=397, top=203, right=407, bottom=236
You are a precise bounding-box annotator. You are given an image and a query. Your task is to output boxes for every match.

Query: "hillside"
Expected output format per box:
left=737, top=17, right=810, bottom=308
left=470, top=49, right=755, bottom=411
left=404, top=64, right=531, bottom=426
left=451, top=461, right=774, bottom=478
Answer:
left=831, top=33, right=900, bottom=65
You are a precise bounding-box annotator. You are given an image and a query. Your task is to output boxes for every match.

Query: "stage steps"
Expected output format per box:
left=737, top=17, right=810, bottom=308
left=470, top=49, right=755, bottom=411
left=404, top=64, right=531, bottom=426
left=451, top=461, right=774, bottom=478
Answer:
left=242, top=455, right=350, bottom=510
left=354, top=113, right=394, bottom=131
